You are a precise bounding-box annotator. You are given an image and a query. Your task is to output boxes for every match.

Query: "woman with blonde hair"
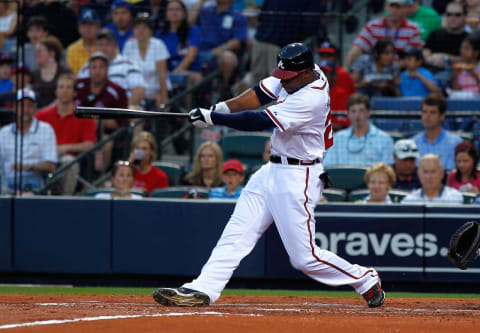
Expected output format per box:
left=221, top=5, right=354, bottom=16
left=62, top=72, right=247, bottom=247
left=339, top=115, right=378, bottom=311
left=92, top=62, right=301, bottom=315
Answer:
left=184, top=141, right=223, bottom=188
left=363, top=162, right=396, bottom=203
left=128, top=131, right=169, bottom=195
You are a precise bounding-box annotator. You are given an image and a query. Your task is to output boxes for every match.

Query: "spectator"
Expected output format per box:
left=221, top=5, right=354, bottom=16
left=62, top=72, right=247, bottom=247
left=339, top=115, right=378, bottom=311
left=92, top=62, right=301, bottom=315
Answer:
left=317, top=41, right=356, bottom=129
left=103, top=0, right=134, bottom=52
left=423, top=1, right=468, bottom=71
left=465, top=0, right=480, bottom=32
left=392, top=139, right=421, bottom=191
left=248, top=0, right=324, bottom=84
left=78, top=29, right=145, bottom=108
left=362, top=162, right=396, bottom=203
left=35, top=73, right=97, bottom=195
left=0, top=88, right=57, bottom=193
left=193, top=0, right=247, bottom=98
left=128, top=131, right=169, bottom=195
left=75, top=51, right=128, bottom=170
left=451, top=35, right=480, bottom=97
left=66, top=8, right=101, bottom=75
left=411, top=93, right=462, bottom=170
left=157, top=0, right=202, bottom=109
left=323, top=93, right=395, bottom=167
left=0, top=52, right=13, bottom=94
left=319, top=60, right=354, bottom=130
left=447, top=141, right=480, bottom=194
left=209, top=159, right=244, bottom=199
left=123, top=12, right=170, bottom=108
left=31, top=36, right=72, bottom=109
left=132, top=0, right=168, bottom=33
left=404, top=0, right=442, bottom=41
left=402, top=154, right=463, bottom=204
left=0, top=2, right=17, bottom=53
left=344, top=0, right=422, bottom=70
left=22, top=16, right=49, bottom=71
left=184, top=140, right=224, bottom=188
left=400, top=48, right=439, bottom=97
left=95, top=160, right=143, bottom=199
left=23, top=0, right=79, bottom=49
left=351, top=39, right=401, bottom=97
left=0, top=66, right=32, bottom=111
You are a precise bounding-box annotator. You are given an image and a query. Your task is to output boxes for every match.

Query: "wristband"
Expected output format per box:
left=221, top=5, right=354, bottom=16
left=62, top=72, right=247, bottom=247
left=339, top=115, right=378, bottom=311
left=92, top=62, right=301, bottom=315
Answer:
left=212, top=101, right=230, bottom=114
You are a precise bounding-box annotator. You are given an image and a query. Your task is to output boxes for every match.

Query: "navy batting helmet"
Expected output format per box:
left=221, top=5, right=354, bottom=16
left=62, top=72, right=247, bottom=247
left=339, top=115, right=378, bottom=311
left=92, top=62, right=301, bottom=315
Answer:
left=271, top=43, right=314, bottom=80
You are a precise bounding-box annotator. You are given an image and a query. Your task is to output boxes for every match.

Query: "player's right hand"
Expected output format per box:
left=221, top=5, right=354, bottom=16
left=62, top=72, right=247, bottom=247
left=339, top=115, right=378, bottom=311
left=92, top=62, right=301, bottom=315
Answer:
left=188, top=108, right=213, bottom=128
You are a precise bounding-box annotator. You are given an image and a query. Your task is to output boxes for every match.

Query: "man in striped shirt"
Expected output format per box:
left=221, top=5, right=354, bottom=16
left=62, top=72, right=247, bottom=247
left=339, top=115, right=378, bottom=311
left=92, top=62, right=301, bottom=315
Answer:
left=344, top=0, right=422, bottom=70
left=77, top=29, right=145, bottom=108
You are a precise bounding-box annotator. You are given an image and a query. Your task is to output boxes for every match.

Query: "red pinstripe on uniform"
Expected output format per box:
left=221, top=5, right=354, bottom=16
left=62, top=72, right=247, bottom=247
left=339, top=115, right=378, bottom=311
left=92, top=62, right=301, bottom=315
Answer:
left=265, top=108, right=285, bottom=131
left=303, top=168, right=375, bottom=280
left=260, top=80, right=277, bottom=99
left=311, top=82, right=327, bottom=90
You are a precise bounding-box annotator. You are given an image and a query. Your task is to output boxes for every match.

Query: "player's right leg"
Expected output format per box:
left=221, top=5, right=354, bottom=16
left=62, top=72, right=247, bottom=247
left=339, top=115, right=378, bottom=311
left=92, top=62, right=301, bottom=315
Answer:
left=153, top=165, right=273, bottom=306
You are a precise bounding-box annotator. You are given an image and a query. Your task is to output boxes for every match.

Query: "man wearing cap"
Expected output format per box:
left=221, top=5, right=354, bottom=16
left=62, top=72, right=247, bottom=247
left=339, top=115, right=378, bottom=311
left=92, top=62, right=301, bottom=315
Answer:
left=208, top=159, right=245, bottom=199
left=77, top=29, right=145, bottom=108
left=66, top=8, right=101, bottom=75
left=344, top=0, right=422, bottom=70
left=399, top=48, right=439, bottom=97
left=103, top=0, right=134, bottom=52
left=36, top=73, right=96, bottom=195
left=391, top=139, right=421, bottom=191
left=323, top=93, right=395, bottom=167
left=0, top=89, right=57, bottom=193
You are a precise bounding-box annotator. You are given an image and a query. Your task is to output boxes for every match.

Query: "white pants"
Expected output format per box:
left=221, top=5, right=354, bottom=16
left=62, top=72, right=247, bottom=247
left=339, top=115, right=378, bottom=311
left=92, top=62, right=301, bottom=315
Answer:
left=184, top=162, right=379, bottom=303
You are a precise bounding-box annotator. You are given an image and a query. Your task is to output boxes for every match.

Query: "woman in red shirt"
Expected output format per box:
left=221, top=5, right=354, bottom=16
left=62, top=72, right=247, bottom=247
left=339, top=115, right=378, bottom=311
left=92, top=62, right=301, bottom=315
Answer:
left=128, top=131, right=169, bottom=194
left=447, top=141, right=480, bottom=194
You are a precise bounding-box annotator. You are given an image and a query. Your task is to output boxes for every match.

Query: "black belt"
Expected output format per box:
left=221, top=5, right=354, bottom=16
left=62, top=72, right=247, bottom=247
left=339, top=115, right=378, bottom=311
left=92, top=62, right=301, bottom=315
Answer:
left=270, top=155, right=321, bottom=166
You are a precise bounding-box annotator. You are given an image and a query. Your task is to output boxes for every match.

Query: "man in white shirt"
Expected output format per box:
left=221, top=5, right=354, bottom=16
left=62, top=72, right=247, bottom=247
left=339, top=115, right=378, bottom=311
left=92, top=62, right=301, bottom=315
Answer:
left=77, top=29, right=145, bottom=108
left=402, top=154, right=463, bottom=204
left=0, top=89, right=57, bottom=193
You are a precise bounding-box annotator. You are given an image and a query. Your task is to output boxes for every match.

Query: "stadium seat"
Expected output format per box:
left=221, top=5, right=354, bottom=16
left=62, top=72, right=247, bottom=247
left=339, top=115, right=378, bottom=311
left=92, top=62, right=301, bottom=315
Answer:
left=82, top=188, right=147, bottom=197
left=462, top=192, right=478, bottom=204
left=325, top=165, right=368, bottom=192
left=152, top=161, right=185, bottom=186
left=220, top=131, right=271, bottom=167
left=388, top=189, right=410, bottom=203
left=347, top=189, right=409, bottom=203
left=322, top=188, right=347, bottom=202
left=347, top=189, right=369, bottom=202
left=150, top=186, right=209, bottom=199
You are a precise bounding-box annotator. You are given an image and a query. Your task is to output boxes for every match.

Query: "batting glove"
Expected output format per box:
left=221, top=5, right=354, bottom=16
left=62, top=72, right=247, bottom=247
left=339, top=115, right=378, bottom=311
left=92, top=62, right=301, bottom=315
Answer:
left=210, top=101, right=230, bottom=113
left=188, top=108, right=213, bottom=128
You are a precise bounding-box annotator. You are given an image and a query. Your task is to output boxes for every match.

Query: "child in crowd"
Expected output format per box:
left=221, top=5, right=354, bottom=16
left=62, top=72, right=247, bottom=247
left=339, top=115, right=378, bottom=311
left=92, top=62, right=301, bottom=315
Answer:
left=451, top=35, right=480, bottom=96
left=208, top=159, right=245, bottom=199
left=400, top=48, right=439, bottom=97
left=95, top=161, right=142, bottom=199
left=0, top=52, right=13, bottom=94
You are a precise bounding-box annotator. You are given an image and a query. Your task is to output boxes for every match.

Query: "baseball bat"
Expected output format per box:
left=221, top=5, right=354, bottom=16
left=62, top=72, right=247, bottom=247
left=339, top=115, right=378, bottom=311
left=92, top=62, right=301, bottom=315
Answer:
left=74, top=106, right=190, bottom=119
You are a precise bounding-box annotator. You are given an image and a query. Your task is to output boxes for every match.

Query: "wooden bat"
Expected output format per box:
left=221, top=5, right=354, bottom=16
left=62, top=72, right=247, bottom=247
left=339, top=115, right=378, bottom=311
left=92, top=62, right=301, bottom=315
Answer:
left=74, top=107, right=190, bottom=119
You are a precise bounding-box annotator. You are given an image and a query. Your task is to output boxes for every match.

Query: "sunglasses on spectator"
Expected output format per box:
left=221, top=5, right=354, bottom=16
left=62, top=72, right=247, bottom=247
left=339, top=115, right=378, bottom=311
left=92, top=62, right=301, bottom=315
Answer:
left=446, top=12, right=464, bottom=17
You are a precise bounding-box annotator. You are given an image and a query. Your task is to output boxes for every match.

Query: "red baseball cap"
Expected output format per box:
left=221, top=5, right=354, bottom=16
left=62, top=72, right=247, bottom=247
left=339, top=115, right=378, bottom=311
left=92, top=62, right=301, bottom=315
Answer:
left=222, top=159, right=244, bottom=174
left=317, top=41, right=337, bottom=54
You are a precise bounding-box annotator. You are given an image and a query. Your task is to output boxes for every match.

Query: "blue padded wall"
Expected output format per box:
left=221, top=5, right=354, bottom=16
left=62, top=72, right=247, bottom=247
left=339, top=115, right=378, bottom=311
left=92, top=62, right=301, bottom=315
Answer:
left=0, top=197, right=12, bottom=272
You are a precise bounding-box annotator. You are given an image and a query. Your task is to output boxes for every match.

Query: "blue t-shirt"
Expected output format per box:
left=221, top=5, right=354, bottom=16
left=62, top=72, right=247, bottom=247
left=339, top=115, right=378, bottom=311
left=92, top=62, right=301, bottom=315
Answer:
left=104, top=23, right=134, bottom=52
left=208, top=186, right=243, bottom=199
left=157, top=25, right=202, bottom=72
left=400, top=67, right=437, bottom=97
left=0, top=79, right=13, bottom=94
left=197, top=5, right=247, bottom=51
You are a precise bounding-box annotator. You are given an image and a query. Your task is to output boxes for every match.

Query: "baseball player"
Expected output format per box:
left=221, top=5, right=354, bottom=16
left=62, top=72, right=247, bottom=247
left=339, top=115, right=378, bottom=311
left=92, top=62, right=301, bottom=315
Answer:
left=153, top=43, right=385, bottom=308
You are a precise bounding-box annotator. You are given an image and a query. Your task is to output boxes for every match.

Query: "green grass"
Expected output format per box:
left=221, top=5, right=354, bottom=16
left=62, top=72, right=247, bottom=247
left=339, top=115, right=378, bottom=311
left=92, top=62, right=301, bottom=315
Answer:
left=0, top=286, right=478, bottom=299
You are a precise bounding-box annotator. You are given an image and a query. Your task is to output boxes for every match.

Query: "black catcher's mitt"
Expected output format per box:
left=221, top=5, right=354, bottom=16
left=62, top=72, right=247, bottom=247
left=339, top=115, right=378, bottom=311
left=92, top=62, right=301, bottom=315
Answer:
left=448, top=221, right=480, bottom=270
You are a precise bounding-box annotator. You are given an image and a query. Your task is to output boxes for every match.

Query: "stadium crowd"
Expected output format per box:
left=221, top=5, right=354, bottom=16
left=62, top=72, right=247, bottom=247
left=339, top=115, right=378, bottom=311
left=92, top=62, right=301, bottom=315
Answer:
left=0, top=0, right=479, bottom=205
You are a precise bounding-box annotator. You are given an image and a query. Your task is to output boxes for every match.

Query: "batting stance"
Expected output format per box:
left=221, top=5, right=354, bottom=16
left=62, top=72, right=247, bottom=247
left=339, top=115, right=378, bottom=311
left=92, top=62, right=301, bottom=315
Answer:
left=153, top=43, right=385, bottom=308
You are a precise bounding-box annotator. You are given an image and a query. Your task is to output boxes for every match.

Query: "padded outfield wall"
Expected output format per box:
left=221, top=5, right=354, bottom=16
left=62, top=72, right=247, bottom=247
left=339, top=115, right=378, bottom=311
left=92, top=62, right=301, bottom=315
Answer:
left=0, top=197, right=479, bottom=282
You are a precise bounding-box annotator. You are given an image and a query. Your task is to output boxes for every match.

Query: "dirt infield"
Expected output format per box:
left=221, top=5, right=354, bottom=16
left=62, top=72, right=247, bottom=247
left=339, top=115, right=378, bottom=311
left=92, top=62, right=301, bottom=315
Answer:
left=0, top=294, right=479, bottom=332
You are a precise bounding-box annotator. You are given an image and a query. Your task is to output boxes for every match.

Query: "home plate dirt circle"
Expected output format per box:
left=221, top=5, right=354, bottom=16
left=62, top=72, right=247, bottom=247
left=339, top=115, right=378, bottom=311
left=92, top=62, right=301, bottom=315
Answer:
left=0, top=295, right=479, bottom=332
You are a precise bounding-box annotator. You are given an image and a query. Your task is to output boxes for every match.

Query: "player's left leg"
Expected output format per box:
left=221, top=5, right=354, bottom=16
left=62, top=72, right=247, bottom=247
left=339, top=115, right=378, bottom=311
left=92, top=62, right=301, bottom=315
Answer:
left=267, top=164, right=382, bottom=303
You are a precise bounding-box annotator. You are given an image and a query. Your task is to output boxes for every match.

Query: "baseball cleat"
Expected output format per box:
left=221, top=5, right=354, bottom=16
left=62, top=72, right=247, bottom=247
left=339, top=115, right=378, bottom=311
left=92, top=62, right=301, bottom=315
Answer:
left=152, top=287, right=210, bottom=307
left=362, top=282, right=385, bottom=308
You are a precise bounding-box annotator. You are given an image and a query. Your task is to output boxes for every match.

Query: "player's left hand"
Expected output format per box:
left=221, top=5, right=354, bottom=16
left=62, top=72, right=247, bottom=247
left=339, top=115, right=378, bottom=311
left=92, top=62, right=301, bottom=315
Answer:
left=188, top=108, right=213, bottom=128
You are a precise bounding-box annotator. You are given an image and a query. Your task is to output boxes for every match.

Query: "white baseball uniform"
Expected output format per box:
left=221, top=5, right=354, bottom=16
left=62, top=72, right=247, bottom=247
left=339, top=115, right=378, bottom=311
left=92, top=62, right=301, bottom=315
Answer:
left=184, top=69, right=380, bottom=303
